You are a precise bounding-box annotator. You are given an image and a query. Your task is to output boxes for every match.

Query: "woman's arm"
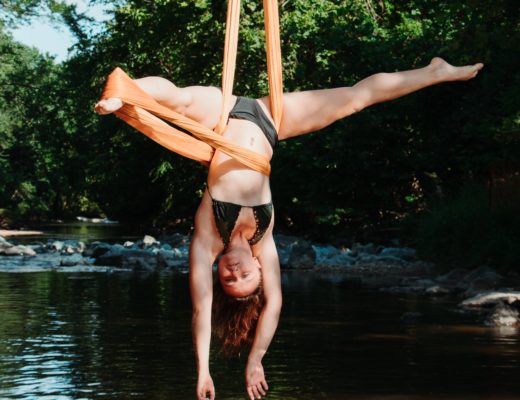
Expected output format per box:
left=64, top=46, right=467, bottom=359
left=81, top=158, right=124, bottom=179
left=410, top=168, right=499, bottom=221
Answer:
left=189, top=195, right=221, bottom=400
left=245, top=229, right=282, bottom=400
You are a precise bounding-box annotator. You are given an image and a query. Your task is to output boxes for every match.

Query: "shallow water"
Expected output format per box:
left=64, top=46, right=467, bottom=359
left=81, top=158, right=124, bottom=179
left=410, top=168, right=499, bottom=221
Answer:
left=0, top=270, right=519, bottom=400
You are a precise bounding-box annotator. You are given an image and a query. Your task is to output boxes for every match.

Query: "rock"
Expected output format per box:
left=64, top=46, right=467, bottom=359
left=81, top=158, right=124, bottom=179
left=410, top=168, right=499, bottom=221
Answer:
left=6, top=245, right=36, bottom=256
left=158, top=233, right=189, bottom=248
left=287, top=240, right=316, bottom=269
left=313, top=245, right=356, bottom=268
left=425, top=285, right=451, bottom=295
left=157, top=249, right=186, bottom=269
left=93, top=245, right=125, bottom=266
left=316, top=253, right=356, bottom=268
left=84, top=242, right=112, bottom=258
left=378, top=247, right=416, bottom=260
left=49, top=241, right=64, bottom=251
left=60, top=253, right=87, bottom=267
left=122, top=256, right=156, bottom=271
left=3, top=245, right=36, bottom=256
left=143, top=235, right=159, bottom=246
left=27, top=244, right=46, bottom=254
left=123, top=241, right=135, bottom=248
left=455, top=266, right=503, bottom=297
left=352, top=242, right=377, bottom=255
left=435, top=268, right=470, bottom=285
left=313, top=245, right=341, bottom=263
left=274, top=234, right=299, bottom=266
left=0, top=239, right=14, bottom=254
left=460, top=291, right=520, bottom=308
left=64, top=246, right=76, bottom=254
left=484, top=304, right=520, bottom=327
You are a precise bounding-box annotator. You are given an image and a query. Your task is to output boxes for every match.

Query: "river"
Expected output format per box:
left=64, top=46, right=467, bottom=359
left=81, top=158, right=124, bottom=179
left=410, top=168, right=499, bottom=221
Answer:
left=0, top=268, right=519, bottom=399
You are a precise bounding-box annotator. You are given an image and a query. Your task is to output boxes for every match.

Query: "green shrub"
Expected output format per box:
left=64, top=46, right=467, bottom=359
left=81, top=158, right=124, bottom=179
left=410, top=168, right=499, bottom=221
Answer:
left=414, top=184, right=520, bottom=272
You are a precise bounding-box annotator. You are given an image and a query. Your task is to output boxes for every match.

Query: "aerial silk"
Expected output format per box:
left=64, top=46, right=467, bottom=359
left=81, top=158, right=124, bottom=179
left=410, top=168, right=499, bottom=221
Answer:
left=99, top=0, right=283, bottom=176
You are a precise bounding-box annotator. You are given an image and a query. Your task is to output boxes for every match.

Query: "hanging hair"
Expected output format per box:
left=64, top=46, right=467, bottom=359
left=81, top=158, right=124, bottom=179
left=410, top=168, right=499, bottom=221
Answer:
left=212, top=271, right=264, bottom=356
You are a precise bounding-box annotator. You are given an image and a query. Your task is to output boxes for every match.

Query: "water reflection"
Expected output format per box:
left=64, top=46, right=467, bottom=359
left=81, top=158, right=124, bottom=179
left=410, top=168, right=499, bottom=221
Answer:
left=0, top=271, right=519, bottom=400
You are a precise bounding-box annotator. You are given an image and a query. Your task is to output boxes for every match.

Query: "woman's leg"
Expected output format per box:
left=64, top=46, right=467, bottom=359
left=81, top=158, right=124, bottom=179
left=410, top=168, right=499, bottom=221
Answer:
left=94, top=76, right=223, bottom=129
left=277, top=58, right=484, bottom=140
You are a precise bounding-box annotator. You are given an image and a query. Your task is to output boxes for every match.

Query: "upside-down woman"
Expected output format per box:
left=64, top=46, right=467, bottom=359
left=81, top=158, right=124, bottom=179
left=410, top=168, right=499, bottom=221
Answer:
left=95, top=57, right=483, bottom=400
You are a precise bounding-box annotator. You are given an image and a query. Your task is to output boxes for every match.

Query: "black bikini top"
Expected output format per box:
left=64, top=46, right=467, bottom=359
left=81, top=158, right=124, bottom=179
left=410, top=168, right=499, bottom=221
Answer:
left=209, top=191, right=273, bottom=249
left=229, top=97, right=278, bottom=149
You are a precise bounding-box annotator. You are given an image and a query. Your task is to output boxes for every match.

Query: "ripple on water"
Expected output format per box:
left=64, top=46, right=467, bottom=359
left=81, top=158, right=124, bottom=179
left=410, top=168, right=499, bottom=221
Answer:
left=1, top=271, right=520, bottom=399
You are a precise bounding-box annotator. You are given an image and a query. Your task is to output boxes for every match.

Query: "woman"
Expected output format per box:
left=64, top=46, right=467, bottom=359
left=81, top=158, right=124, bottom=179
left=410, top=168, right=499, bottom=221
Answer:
left=95, top=57, right=483, bottom=400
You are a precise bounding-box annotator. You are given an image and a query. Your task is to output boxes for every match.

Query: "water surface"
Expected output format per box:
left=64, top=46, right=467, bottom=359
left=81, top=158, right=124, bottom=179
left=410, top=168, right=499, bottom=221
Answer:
left=0, top=271, right=519, bottom=400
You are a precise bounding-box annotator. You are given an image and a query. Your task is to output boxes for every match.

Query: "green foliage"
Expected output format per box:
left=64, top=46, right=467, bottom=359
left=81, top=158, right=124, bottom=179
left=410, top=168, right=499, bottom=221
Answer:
left=0, top=0, right=74, bottom=26
left=1, top=0, right=519, bottom=247
left=413, top=184, right=520, bottom=272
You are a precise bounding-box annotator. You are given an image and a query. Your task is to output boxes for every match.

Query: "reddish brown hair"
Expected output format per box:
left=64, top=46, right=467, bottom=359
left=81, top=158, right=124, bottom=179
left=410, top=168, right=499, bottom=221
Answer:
left=212, top=273, right=264, bottom=356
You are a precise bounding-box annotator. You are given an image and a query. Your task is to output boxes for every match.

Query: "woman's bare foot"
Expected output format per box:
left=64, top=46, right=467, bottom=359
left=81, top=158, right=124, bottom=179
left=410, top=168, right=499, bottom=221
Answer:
left=430, top=57, right=484, bottom=82
left=94, top=98, right=123, bottom=115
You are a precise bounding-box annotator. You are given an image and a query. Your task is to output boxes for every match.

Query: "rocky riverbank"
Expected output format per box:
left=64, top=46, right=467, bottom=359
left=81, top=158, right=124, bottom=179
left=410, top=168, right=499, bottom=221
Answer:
left=1, top=233, right=519, bottom=329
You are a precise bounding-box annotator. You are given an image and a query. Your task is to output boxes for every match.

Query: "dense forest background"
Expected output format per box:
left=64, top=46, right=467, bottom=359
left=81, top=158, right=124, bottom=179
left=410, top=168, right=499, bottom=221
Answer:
left=1, top=0, right=519, bottom=270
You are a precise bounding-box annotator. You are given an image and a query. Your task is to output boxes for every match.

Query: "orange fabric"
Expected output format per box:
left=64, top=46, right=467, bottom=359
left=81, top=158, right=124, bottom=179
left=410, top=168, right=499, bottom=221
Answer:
left=264, top=0, right=284, bottom=132
left=102, top=68, right=271, bottom=175
left=99, top=0, right=283, bottom=176
left=215, top=0, right=241, bottom=135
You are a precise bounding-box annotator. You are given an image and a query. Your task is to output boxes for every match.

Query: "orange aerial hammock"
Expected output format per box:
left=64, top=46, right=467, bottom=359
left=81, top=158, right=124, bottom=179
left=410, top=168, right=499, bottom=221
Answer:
left=99, top=0, right=283, bottom=176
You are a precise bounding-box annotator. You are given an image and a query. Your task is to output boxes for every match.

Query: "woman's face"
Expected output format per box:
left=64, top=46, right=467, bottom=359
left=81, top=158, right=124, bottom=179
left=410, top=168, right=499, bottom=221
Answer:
left=217, top=247, right=262, bottom=298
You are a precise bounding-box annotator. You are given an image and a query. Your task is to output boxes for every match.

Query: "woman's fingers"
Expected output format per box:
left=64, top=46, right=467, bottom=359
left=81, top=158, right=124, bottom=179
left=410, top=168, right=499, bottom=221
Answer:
left=256, top=382, right=267, bottom=396
left=198, top=387, right=215, bottom=400
left=247, top=383, right=267, bottom=399
left=261, top=379, right=269, bottom=391
left=247, top=385, right=255, bottom=400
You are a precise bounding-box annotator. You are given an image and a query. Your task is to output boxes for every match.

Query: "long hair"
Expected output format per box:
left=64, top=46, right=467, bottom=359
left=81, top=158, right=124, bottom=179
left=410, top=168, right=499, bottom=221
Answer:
left=212, top=272, right=264, bottom=356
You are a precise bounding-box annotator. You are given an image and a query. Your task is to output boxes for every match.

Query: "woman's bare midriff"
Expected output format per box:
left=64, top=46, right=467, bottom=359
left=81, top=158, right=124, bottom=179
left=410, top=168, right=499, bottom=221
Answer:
left=207, top=118, right=273, bottom=206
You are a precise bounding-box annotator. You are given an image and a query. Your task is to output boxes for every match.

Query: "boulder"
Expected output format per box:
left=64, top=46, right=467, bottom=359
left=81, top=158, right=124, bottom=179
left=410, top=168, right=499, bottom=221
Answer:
left=313, top=245, right=356, bottom=268
left=435, top=268, right=470, bottom=286
left=456, top=266, right=503, bottom=296
left=3, top=245, right=36, bottom=256
left=351, top=242, right=377, bottom=255
left=143, top=235, right=159, bottom=246
left=84, top=242, right=113, bottom=258
left=158, top=233, right=189, bottom=248
left=274, top=234, right=299, bottom=266
left=425, top=285, right=451, bottom=295
left=122, top=256, right=156, bottom=271
left=484, top=304, right=520, bottom=327
left=378, top=247, right=416, bottom=260
left=60, top=253, right=88, bottom=267
left=460, top=291, right=520, bottom=308
left=0, top=238, right=14, bottom=254
left=48, top=240, right=64, bottom=251
left=287, top=240, right=316, bottom=269
left=157, top=249, right=187, bottom=269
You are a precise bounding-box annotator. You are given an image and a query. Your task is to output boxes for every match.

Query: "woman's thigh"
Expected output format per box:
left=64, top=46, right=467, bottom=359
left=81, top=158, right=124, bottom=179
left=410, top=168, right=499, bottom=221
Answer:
left=274, top=87, right=366, bottom=140
left=134, top=77, right=223, bottom=129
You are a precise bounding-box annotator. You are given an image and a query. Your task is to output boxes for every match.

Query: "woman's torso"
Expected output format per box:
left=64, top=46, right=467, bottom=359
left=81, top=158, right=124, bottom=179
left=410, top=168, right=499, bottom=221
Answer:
left=205, top=95, right=277, bottom=249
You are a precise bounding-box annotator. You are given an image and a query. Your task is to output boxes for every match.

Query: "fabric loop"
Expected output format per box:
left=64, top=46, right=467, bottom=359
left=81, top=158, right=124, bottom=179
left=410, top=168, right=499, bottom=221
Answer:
left=99, top=0, right=283, bottom=176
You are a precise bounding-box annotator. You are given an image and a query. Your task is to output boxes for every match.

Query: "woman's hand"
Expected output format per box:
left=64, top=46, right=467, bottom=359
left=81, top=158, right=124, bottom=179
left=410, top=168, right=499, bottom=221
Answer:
left=245, top=359, right=269, bottom=400
left=196, top=373, right=215, bottom=400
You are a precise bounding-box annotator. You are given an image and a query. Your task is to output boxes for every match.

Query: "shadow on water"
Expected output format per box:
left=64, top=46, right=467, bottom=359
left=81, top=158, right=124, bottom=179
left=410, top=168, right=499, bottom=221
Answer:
left=0, top=270, right=519, bottom=400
